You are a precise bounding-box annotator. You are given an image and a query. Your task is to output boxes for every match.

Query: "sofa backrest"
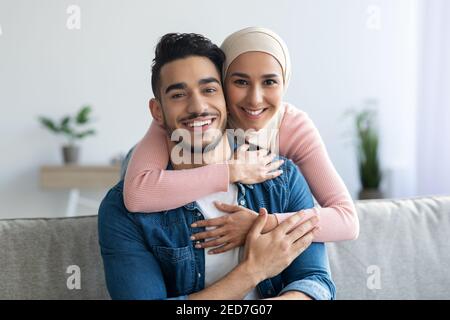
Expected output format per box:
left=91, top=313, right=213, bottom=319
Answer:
left=327, top=196, right=450, bottom=299
left=0, top=215, right=109, bottom=299
left=1, top=196, right=449, bottom=299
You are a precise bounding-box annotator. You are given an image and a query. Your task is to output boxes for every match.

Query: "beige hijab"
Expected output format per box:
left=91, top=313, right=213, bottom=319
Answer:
left=221, top=27, right=291, bottom=151
left=221, top=26, right=291, bottom=91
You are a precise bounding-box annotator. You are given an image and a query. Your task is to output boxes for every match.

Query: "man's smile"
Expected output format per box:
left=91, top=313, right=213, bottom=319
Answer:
left=181, top=116, right=218, bottom=132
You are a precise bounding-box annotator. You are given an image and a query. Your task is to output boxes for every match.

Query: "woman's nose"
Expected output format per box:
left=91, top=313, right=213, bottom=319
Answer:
left=247, top=85, right=264, bottom=107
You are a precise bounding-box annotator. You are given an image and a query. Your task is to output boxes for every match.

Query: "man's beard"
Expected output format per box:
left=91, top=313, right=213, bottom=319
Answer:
left=162, top=111, right=227, bottom=154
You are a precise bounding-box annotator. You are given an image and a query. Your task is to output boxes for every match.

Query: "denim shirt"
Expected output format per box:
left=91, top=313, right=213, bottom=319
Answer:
left=98, top=157, right=336, bottom=300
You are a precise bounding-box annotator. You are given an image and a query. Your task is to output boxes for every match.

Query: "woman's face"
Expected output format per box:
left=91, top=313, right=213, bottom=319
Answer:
left=225, top=51, right=284, bottom=131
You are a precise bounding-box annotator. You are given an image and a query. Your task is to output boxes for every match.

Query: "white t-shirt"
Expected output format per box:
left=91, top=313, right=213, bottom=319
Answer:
left=196, top=184, right=260, bottom=300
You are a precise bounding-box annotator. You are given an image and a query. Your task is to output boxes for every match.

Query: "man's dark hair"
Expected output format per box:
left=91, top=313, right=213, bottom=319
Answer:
left=151, top=33, right=225, bottom=100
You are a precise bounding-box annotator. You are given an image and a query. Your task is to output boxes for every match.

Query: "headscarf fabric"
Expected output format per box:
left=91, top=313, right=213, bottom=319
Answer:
left=220, top=26, right=291, bottom=91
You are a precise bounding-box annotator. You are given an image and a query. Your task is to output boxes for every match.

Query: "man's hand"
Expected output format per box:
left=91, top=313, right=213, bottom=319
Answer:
left=190, top=202, right=278, bottom=254
left=241, top=208, right=319, bottom=283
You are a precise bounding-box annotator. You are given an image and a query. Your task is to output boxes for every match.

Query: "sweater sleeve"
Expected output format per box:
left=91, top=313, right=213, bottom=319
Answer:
left=123, top=121, right=229, bottom=212
left=274, top=104, right=360, bottom=242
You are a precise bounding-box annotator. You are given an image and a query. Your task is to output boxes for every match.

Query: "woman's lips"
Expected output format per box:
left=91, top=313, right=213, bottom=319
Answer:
left=240, top=107, right=267, bottom=120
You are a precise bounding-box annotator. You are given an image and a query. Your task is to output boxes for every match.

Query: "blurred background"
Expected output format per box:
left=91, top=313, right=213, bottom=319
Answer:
left=0, top=0, right=449, bottom=219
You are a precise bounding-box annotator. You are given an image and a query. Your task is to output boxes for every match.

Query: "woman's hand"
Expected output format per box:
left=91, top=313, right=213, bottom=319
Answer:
left=190, top=201, right=278, bottom=254
left=228, top=144, right=284, bottom=184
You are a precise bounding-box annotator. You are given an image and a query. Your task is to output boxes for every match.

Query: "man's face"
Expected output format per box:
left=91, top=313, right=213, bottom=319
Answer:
left=157, top=56, right=227, bottom=152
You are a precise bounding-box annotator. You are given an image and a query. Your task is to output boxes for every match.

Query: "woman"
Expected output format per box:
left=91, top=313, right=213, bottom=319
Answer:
left=123, top=27, right=359, bottom=254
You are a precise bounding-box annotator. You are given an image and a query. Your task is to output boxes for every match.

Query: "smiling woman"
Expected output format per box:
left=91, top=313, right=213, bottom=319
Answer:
left=225, top=52, right=284, bottom=130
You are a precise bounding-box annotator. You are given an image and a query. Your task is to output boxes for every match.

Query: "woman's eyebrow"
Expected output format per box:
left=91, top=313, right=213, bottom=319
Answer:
left=230, top=72, right=280, bottom=79
left=262, top=73, right=280, bottom=79
left=230, top=72, right=250, bottom=78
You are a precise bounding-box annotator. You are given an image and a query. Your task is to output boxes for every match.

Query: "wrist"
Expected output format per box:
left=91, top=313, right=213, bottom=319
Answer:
left=238, top=261, right=265, bottom=286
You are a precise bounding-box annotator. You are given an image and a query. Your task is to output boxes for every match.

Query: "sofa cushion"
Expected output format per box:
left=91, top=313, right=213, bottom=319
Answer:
left=327, top=196, right=450, bottom=299
left=0, top=215, right=108, bottom=299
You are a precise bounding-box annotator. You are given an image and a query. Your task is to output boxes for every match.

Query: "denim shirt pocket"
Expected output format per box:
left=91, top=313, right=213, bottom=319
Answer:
left=152, top=245, right=196, bottom=297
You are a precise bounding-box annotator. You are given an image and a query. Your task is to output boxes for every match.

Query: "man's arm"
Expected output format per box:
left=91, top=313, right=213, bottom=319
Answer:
left=276, top=243, right=336, bottom=300
left=273, top=160, right=336, bottom=300
left=188, top=263, right=259, bottom=299
left=99, top=187, right=189, bottom=300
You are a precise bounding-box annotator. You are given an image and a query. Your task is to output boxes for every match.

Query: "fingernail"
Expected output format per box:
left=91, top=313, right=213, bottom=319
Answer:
left=208, top=251, right=214, bottom=255
left=215, top=201, right=221, bottom=205
left=191, top=223, right=197, bottom=228
left=190, top=236, right=195, bottom=240
left=195, top=244, right=201, bottom=249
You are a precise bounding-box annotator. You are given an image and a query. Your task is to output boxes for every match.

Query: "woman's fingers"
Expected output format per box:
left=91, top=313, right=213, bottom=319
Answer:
left=196, top=235, right=231, bottom=249
left=214, top=201, right=240, bottom=213
left=255, top=148, right=270, bottom=158
left=191, top=216, right=226, bottom=228
left=191, top=225, right=227, bottom=241
left=237, top=146, right=270, bottom=162
left=237, top=144, right=250, bottom=153
left=236, top=144, right=250, bottom=159
left=262, top=153, right=278, bottom=165
left=266, top=170, right=283, bottom=178
left=208, top=242, right=238, bottom=254
left=265, top=159, right=284, bottom=172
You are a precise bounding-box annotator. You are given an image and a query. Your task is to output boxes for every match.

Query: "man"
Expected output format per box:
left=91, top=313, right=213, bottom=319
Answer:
left=98, top=33, right=335, bottom=300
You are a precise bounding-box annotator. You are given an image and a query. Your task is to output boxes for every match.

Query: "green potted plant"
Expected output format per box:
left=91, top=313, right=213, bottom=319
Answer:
left=38, top=105, right=96, bottom=164
left=353, top=106, right=383, bottom=200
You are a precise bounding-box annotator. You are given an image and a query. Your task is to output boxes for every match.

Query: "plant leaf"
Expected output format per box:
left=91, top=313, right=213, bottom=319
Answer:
left=76, top=105, right=92, bottom=124
left=60, top=116, right=70, bottom=127
left=39, top=116, right=60, bottom=133
left=75, top=129, right=96, bottom=139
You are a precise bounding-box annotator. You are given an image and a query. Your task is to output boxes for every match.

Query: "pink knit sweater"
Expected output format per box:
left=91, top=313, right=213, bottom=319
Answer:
left=124, top=103, right=359, bottom=242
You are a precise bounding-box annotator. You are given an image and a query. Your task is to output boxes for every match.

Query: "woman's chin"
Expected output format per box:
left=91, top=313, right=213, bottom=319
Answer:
left=240, top=116, right=272, bottom=131
left=229, top=111, right=275, bottom=131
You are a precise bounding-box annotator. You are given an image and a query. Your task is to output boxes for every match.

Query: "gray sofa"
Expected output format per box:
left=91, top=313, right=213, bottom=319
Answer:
left=1, top=196, right=449, bottom=300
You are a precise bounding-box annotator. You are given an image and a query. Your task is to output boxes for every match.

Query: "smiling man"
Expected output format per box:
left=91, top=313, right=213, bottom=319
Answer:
left=151, top=44, right=227, bottom=159
left=98, top=33, right=335, bottom=300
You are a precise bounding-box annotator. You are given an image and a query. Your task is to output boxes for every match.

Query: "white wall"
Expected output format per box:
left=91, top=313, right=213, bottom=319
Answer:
left=0, top=0, right=419, bottom=218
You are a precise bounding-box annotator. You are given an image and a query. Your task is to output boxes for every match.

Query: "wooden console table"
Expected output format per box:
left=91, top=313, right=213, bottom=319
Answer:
left=40, top=165, right=121, bottom=216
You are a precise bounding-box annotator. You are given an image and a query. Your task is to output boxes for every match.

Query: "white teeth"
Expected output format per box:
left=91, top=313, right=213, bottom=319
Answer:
left=187, top=119, right=212, bottom=127
left=244, top=108, right=264, bottom=116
